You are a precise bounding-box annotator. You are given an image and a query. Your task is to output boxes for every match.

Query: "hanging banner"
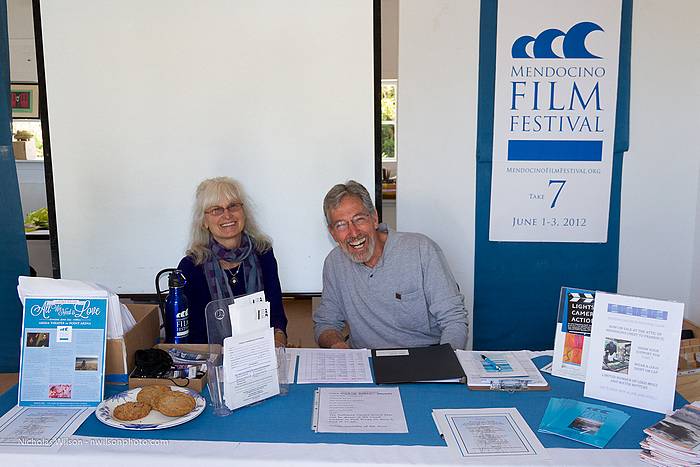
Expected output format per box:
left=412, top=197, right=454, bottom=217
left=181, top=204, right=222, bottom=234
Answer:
left=489, top=0, right=621, bottom=242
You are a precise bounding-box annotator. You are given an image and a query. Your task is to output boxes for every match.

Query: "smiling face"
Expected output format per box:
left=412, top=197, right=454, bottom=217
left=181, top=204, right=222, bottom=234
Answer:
left=328, top=195, right=381, bottom=265
left=204, top=198, right=246, bottom=249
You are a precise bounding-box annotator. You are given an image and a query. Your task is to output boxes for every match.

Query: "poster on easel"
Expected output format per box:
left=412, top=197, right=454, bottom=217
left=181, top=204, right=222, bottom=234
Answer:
left=18, top=296, right=108, bottom=407
left=551, top=287, right=595, bottom=382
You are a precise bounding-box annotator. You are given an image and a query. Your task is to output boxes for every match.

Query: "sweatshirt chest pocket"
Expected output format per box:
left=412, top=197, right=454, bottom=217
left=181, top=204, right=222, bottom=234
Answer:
left=393, top=289, right=429, bottom=332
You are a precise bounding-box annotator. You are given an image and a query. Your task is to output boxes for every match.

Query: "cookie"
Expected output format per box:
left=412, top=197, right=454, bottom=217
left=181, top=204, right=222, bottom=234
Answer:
left=155, top=391, right=196, bottom=417
left=136, top=385, right=172, bottom=406
left=113, top=401, right=152, bottom=421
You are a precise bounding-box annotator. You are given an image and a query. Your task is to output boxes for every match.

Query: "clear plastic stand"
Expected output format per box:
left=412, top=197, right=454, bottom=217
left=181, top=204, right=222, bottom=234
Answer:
left=204, top=296, right=286, bottom=416
left=204, top=297, right=235, bottom=417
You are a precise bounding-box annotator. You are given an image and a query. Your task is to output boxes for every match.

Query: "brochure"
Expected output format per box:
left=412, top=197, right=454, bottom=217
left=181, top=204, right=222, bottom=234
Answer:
left=583, top=292, right=684, bottom=414
left=18, top=296, right=108, bottom=407
left=538, top=397, right=629, bottom=448
left=551, top=287, right=596, bottom=382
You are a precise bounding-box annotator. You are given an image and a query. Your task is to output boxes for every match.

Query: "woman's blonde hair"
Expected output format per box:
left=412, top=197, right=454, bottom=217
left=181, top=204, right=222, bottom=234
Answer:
left=186, top=177, right=271, bottom=265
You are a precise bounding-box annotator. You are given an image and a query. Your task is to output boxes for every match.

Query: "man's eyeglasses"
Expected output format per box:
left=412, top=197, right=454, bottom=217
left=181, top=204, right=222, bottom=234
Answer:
left=331, top=213, right=371, bottom=232
left=205, top=202, right=243, bottom=216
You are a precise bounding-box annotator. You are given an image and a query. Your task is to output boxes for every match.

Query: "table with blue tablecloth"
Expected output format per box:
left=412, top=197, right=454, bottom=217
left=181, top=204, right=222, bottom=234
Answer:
left=0, top=353, right=686, bottom=466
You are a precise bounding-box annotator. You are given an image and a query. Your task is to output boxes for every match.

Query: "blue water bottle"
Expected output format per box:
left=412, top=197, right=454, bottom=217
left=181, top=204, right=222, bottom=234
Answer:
left=165, top=270, right=189, bottom=343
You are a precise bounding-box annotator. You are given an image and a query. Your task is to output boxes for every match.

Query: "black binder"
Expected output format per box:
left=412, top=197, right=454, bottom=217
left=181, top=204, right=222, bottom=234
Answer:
left=371, top=343, right=465, bottom=384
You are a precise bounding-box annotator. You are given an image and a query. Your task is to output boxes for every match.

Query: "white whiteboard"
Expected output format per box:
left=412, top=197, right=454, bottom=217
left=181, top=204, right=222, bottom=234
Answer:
left=39, top=0, right=375, bottom=293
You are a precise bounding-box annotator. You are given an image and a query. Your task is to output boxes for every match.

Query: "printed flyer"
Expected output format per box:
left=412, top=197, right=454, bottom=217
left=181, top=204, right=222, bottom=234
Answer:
left=584, top=292, right=683, bottom=414
left=18, top=297, right=108, bottom=407
left=551, top=287, right=595, bottom=381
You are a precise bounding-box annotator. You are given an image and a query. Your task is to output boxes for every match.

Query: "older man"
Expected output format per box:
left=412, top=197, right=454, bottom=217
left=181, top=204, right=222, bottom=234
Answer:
left=313, top=180, right=468, bottom=350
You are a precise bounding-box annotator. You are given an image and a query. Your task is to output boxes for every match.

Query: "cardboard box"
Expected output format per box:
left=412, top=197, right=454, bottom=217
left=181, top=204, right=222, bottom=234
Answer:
left=128, top=343, right=209, bottom=393
left=105, top=304, right=161, bottom=384
left=13, top=141, right=38, bottom=160
left=679, top=319, right=700, bottom=371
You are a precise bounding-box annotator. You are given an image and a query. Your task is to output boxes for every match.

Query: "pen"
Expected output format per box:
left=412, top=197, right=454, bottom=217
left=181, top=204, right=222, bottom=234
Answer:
left=481, top=354, right=503, bottom=372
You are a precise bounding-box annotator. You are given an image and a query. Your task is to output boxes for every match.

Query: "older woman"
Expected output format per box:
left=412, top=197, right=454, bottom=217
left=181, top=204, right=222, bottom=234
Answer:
left=178, top=177, right=287, bottom=346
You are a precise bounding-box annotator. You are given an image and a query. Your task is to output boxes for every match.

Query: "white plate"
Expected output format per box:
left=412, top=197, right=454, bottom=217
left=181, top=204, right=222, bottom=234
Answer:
left=96, top=386, right=206, bottom=430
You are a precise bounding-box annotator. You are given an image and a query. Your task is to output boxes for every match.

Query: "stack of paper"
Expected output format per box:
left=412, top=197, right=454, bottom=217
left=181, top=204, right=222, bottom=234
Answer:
left=538, top=398, right=629, bottom=448
left=221, top=291, right=280, bottom=411
left=455, top=350, right=549, bottom=390
left=640, top=402, right=700, bottom=466
left=17, top=276, right=135, bottom=339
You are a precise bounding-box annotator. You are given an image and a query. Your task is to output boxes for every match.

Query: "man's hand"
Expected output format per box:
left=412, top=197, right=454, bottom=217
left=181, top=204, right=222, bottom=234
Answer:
left=318, top=329, right=348, bottom=349
left=274, top=329, right=287, bottom=348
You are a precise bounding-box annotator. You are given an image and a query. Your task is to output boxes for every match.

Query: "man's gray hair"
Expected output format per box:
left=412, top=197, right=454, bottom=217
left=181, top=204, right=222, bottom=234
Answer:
left=323, top=180, right=376, bottom=225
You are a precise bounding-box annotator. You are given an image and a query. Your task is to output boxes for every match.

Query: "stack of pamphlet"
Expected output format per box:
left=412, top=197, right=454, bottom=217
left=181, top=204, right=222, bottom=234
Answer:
left=538, top=398, right=629, bottom=448
left=641, top=402, right=700, bottom=465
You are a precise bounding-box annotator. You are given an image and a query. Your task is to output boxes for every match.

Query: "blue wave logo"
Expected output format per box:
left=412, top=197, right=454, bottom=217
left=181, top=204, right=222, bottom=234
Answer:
left=512, top=22, right=603, bottom=59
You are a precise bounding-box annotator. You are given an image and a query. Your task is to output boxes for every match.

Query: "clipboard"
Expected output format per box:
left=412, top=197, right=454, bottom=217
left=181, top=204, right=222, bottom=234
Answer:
left=456, top=350, right=550, bottom=391
left=371, top=344, right=465, bottom=384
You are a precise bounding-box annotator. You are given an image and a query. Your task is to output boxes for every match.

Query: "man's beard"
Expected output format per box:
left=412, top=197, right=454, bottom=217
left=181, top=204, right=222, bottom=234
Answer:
left=343, top=233, right=375, bottom=264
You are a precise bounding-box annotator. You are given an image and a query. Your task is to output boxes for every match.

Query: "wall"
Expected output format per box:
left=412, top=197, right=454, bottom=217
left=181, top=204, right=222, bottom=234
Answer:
left=7, top=0, right=35, bottom=82
left=381, top=0, right=398, bottom=80
left=618, top=0, right=700, bottom=322
left=397, top=0, right=479, bottom=345
left=398, top=0, right=700, bottom=345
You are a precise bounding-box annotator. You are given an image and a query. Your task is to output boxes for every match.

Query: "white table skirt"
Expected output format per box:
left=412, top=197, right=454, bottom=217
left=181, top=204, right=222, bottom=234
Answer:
left=1, top=437, right=645, bottom=467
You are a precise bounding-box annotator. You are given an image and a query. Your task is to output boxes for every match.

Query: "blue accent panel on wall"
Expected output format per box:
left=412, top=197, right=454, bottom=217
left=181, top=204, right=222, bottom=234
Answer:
left=473, top=0, right=632, bottom=350
left=508, top=140, right=603, bottom=161
left=0, top=0, right=30, bottom=372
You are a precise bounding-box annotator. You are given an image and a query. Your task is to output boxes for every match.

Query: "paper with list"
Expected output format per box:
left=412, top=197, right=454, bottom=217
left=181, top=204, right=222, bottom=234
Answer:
left=0, top=405, right=93, bottom=452
left=312, top=387, right=408, bottom=433
left=222, top=327, right=279, bottom=411
left=296, top=348, right=372, bottom=384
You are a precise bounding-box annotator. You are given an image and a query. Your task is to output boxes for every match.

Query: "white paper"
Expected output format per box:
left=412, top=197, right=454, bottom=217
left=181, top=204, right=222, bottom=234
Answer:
left=0, top=405, right=93, bottom=452
left=222, top=327, right=279, bottom=411
left=375, top=349, right=409, bottom=357
left=584, top=292, right=684, bottom=414
left=228, top=301, right=270, bottom=336
left=313, top=387, right=408, bottom=433
left=296, top=348, right=372, bottom=384
left=433, top=408, right=548, bottom=461
left=233, top=291, right=266, bottom=305
left=456, top=350, right=548, bottom=388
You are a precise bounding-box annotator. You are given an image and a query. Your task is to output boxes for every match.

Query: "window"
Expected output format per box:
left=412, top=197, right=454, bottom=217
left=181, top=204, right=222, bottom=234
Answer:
left=12, top=120, right=44, bottom=158
left=381, top=79, right=397, bottom=161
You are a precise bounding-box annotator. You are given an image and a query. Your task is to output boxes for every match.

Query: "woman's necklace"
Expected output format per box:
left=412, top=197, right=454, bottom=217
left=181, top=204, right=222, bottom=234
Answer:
left=226, top=263, right=242, bottom=286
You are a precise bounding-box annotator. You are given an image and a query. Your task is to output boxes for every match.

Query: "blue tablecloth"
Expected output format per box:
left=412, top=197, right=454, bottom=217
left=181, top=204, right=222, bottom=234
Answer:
left=0, top=356, right=686, bottom=449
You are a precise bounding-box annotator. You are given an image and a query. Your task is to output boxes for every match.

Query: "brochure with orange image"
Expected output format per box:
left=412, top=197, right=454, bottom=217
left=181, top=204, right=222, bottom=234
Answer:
left=551, top=287, right=596, bottom=382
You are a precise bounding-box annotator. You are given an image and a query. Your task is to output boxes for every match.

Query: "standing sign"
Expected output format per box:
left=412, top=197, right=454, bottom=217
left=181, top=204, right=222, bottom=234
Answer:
left=489, top=0, right=621, bottom=242
left=18, top=297, right=108, bottom=407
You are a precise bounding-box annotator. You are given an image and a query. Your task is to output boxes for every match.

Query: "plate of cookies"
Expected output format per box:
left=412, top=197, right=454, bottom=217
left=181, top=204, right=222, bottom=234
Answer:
left=96, top=385, right=206, bottom=430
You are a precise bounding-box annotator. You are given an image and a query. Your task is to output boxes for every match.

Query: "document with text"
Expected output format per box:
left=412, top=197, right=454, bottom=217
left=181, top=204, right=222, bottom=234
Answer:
left=432, top=408, right=548, bottom=462
left=584, top=292, right=683, bottom=414
left=0, top=405, right=92, bottom=452
left=296, top=348, right=372, bottom=384
left=222, top=327, right=279, bottom=410
left=312, top=387, right=408, bottom=433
